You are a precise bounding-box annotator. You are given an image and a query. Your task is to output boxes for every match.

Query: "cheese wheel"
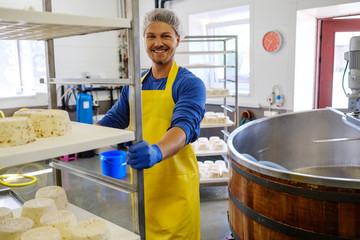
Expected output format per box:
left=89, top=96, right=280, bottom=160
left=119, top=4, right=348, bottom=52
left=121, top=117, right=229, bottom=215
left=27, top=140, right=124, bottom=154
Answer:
left=35, top=186, right=68, bottom=210
left=0, top=117, right=36, bottom=147
left=0, top=217, right=33, bottom=240
left=20, top=226, right=61, bottom=240
left=21, top=198, right=57, bottom=227
left=40, top=210, right=77, bottom=240
left=13, top=109, right=71, bottom=138
left=70, top=219, right=110, bottom=240
left=0, top=207, right=13, bottom=220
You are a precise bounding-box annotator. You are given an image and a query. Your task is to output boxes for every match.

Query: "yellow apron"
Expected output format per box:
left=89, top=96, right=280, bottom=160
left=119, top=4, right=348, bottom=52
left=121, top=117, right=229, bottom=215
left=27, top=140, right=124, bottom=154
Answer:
left=132, top=61, right=200, bottom=239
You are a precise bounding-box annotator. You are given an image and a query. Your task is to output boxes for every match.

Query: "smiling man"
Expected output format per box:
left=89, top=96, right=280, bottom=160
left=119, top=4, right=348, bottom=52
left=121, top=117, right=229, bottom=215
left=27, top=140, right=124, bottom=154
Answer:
left=97, top=8, right=206, bottom=239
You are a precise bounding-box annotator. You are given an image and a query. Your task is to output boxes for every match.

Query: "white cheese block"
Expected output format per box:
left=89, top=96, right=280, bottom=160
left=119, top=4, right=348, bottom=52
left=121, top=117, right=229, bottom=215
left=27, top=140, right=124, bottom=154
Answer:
left=209, top=136, right=220, bottom=145
left=0, top=207, right=13, bottom=220
left=210, top=169, right=221, bottom=178
left=197, top=137, right=209, bottom=143
left=217, top=116, right=229, bottom=124
left=197, top=142, right=210, bottom=151
left=206, top=116, right=217, bottom=124
left=204, top=111, right=214, bottom=117
left=0, top=117, right=36, bottom=148
left=35, top=186, right=68, bottom=210
left=206, top=88, right=216, bottom=95
left=21, top=198, right=57, bottom=227
left=13, top=109, right=71, bottom=138
left=0, top=217, right=33, bottom=240
left=212, top=140, right=227, bottom=151
left=70, top=218, right=111, bottom=240
left=204, top=160, right=214, bottom=166
left=20, top=226, right=61, bottom=240
left=222, top=169, right=229, bottom=178
left=215, top=160, right=226, bottom=170
left=40, top=210, right=77, bottom=240
left=220, top=88, right=230, bottom=95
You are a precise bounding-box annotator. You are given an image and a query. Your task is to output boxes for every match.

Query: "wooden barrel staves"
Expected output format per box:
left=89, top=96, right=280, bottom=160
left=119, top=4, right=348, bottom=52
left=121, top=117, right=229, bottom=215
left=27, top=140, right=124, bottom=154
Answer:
left=228, top=158, right=360, bottom=240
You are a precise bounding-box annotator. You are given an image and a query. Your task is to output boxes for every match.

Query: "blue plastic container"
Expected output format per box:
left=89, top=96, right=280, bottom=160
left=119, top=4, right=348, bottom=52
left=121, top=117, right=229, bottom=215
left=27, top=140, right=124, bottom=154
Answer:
left=99, top=150, right=127, bottom=178
left=76, top=92, right=93, bottom=124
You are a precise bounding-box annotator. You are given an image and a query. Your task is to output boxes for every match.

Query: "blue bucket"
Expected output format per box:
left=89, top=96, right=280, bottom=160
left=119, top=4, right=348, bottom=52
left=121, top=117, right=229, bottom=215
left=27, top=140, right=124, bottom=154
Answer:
left=99, top=150, right=127, bottom=179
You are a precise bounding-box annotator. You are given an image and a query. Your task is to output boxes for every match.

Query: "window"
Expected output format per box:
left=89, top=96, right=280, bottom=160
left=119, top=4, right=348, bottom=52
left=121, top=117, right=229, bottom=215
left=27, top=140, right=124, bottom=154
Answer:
left=0, top=40, right=47, bottom=98
left=332, top=32, right=360, bottom=109
left=206, top=20, right=250, bottom=94
left=188, top=6, right=250, bottom=95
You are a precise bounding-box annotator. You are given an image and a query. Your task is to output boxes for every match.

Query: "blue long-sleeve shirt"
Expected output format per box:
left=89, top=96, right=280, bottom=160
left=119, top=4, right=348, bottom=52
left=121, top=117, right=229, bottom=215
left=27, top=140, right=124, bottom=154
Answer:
left=98, top=67, right=206, bottom=145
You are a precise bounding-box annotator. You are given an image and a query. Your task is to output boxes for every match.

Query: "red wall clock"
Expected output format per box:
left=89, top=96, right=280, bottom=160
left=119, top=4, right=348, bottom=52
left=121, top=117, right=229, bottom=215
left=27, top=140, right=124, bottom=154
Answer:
left=262, top=31, right=283, bottom=53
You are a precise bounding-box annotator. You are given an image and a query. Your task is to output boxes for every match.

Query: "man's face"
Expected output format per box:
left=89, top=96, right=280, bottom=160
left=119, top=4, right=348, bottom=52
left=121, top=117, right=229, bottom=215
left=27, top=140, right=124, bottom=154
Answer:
left=144, top=21, right=180, bottom=65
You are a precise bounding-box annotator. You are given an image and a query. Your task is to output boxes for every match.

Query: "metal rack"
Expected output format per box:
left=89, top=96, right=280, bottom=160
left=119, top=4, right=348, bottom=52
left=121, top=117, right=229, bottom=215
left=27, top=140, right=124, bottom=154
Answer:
left=177, top=35, right=239, bottom=187
left=0, top=1, right=145, bottom=239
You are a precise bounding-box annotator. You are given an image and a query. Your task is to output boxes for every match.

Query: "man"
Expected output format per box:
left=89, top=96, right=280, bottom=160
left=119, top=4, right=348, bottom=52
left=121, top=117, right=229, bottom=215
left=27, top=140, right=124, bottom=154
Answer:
left=97, top=8, right=206, bottom=239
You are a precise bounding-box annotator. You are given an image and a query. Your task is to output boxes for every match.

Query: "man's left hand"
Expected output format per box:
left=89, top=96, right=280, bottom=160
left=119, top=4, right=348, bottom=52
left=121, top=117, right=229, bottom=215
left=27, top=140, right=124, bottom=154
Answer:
left=127, top=140, right=163, bottom=169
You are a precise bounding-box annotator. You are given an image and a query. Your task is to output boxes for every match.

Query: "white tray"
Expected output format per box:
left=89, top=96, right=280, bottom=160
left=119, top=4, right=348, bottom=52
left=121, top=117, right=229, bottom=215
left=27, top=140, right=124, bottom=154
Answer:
left=13, top=203, right=140, bottom=240
left=194, top=149, right=227, bottom=156
left=200, top=120, right=234, bottom=128
left=0, top=122, right=134, bottom=168
left=200, top=177, right=229, bottom=186
left=206, top=94, right=233, bottom=98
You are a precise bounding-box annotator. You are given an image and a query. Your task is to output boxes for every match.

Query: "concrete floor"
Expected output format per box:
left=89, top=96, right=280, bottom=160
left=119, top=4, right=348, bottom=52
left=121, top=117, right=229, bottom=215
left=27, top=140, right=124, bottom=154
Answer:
left=1, top=156, right=231, bottom=240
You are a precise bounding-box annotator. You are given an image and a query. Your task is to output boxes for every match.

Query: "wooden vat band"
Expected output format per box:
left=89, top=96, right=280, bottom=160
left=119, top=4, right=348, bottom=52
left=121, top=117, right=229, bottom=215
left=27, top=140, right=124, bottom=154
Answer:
left=229, top=160, right=360, bottom=203
left=228, top=189, right=353, bottom=240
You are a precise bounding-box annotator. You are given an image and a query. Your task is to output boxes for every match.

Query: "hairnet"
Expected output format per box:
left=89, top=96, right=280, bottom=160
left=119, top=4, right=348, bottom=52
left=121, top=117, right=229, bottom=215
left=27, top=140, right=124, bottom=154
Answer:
left=143, top=8, right=183, bottom=37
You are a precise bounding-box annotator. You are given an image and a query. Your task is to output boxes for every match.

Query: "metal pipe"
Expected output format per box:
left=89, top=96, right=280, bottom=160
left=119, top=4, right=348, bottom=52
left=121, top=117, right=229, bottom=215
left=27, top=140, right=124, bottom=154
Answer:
left=312, top=137, right=360, bottom=144
left=155, top=0, right=159, bottom=8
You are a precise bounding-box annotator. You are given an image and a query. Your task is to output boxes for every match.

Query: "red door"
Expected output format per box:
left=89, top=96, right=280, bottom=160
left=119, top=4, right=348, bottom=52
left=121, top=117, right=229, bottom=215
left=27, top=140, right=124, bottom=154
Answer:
left=316, top=18, right=360, bottom=108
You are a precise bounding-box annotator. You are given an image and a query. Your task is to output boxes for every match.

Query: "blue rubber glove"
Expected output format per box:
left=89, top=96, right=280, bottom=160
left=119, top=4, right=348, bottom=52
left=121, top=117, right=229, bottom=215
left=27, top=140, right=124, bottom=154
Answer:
left=127, top=140, right=163, bottom=169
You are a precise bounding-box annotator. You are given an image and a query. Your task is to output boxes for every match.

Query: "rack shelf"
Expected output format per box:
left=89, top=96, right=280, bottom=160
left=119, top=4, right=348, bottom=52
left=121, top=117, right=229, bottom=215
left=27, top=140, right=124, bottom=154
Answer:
left=200, top=177, right=229, bottom=187
left=206, top=94, right=233, bottom=98
left=183, top=64, right=235, bottom=69
left=42, top=78, right=133, bottom=86
left=0, top=7, right=130, bottom=40
left=179, top=35, right=239, bottom=187
left=0, top=122, right=134, bottom=168
left=200, top=121, right=234, bottom=128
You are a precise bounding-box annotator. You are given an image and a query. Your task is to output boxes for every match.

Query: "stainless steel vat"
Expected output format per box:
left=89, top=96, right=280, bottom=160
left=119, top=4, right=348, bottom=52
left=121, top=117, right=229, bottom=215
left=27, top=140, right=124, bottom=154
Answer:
left=228, top=108, right=360, bottom=189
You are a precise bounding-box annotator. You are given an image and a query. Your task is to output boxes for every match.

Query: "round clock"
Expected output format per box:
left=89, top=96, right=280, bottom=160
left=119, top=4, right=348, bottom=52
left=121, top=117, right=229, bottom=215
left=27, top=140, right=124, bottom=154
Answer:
left=262, top=31, right=283, bottom=53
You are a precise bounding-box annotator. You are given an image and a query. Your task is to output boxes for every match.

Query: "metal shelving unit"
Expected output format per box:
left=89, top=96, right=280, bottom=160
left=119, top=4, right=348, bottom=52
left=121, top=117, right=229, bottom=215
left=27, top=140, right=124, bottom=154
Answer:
left=0, top=1, right=145, bottom=239
left=178, top=35, right=239, bottom=187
